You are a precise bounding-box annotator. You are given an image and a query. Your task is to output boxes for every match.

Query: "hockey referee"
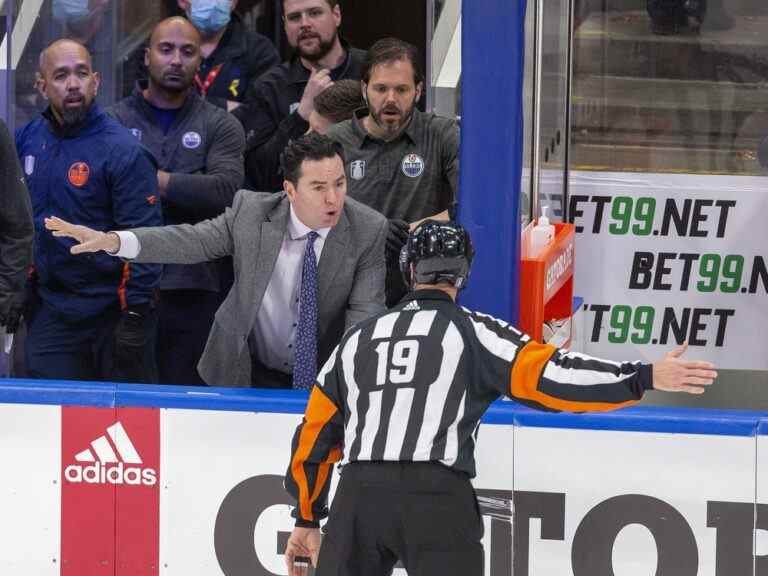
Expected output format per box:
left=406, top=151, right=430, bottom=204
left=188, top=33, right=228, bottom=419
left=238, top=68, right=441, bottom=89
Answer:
left=284, top=220, right=718, bottom=576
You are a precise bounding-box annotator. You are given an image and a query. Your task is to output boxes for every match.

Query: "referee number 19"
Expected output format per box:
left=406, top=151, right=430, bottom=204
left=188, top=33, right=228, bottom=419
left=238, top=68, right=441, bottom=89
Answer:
left=375, top=340, right=420, bottom=385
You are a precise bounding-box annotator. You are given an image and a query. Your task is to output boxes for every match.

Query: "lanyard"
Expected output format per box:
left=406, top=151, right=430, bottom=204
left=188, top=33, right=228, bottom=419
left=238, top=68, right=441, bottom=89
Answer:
left=194, top=63, right=224, bottom=97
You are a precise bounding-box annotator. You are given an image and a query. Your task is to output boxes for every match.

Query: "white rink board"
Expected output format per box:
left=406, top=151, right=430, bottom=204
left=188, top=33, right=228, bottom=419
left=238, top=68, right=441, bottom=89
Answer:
left=158, top=408, right=516, bottom=576
left=513, top=426, right=755, bottom=576
left=159, top=409, right=301, bottom=574
left=756, top=434, right=768, bottom=562
left=0, top=404, right=61, bottom=574
left=0, top=386, right=765, bottom=576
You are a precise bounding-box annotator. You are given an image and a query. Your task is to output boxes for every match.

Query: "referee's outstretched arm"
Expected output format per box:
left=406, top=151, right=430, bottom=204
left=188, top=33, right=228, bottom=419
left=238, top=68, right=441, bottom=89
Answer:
left=467, top=308, right=716, bottom=413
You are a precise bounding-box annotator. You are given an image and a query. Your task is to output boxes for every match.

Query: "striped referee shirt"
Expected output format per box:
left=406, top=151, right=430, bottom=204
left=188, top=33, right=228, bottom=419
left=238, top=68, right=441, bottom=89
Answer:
left=286, top=289, right=653, bottom=527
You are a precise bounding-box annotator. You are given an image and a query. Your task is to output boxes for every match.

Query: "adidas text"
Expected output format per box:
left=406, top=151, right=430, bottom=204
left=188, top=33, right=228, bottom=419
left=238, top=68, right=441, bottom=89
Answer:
left=64, top=462, right=157, bottom=486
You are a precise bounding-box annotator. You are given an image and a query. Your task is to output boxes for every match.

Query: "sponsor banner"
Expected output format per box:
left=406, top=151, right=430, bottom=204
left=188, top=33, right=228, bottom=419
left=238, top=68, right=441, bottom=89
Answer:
left=568, top=171, right=768, bottom=369
left=3, top=392, right=768, bottom=575
left=61, top=407, right=159, bottom=576
left=0, top=404, right=60, bottom=575
left=514, top=426, right=756, bottom=575
left=159, top=409, right=514, bottom=576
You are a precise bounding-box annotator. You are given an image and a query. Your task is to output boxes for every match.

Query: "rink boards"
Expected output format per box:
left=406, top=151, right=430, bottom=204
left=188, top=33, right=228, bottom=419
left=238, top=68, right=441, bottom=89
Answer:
left=0, top=378, right=766, bottom=576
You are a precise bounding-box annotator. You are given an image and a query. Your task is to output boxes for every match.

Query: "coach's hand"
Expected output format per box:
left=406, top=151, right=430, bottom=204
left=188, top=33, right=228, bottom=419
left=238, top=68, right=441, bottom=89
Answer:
left=285, top=526, right=321, bottom=575
left=45, top=216, right=121, bottom=254
left=652, top=343, right=717, bottom=395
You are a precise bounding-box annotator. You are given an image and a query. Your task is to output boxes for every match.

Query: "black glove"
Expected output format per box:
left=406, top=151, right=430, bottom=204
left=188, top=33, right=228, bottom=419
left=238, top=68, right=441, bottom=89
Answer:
left=1, top=305, right=23, bottom=334
left=114, top=306, right=149, bottom=349
left=113, top=306, right=150, bottom=379
left=386, top=219, right=410, bottom=260
left=0, top=291, right=27, bottom=334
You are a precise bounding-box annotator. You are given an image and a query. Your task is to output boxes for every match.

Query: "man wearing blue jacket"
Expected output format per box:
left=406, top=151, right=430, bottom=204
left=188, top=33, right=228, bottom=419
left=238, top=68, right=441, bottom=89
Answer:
left=15, top=39, right=162, bottom=383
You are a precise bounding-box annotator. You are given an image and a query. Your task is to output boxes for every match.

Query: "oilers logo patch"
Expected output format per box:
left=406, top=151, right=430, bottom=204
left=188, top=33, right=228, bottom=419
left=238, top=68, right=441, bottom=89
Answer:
left=182, top=131, right=202, bottom=149
left=68, top=162, right=90, bottom=187
left=350, top=160, right=366, bottom=181
left=401, top=153, right=425, bottom=178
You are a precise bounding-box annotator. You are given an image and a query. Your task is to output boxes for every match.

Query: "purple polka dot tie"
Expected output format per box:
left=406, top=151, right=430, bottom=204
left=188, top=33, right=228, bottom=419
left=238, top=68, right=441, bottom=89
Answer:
left=293, top=231, right=319, bottom=390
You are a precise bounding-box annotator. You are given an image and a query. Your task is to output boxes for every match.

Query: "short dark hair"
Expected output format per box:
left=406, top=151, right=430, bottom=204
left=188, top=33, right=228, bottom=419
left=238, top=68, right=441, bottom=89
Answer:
left=362, top=37, right=424, bottom=86
left=314, top=80, right=364, bottom=123
left=282, top=0, right=338, bottom=11
left=280, top=133, right=346, bottom=185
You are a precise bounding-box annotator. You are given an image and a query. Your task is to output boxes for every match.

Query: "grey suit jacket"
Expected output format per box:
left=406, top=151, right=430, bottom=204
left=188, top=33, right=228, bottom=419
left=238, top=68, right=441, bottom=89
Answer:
left=131, top=190, right=387, bottom=387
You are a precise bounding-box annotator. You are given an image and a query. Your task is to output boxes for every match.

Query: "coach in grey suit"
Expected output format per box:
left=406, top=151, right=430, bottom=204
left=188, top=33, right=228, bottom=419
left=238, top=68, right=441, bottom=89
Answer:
left=44, top=134, right=387, bottom=388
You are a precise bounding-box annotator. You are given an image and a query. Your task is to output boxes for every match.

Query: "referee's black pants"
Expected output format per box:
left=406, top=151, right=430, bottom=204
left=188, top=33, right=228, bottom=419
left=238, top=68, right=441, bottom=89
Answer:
left=316, top=461, right=484, bottom=576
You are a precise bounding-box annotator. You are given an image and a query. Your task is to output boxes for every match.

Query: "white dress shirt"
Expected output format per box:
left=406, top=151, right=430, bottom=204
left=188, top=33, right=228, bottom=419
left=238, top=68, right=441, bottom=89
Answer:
left=250, top=207, right=328, bottom=373
left=114, top=206, right=329, bottom=374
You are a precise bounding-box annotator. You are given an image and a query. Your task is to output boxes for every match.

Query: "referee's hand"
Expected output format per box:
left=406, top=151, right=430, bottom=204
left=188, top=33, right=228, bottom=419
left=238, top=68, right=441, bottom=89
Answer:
left=652, top=343, right=717, bottom=395
left=285, top=526, right=321, bottom=575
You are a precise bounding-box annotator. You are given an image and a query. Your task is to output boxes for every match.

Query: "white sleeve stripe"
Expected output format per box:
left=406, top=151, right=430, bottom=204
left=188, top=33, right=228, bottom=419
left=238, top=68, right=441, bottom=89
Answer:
left=468, top=317, right=520, bottom=362
left=554, top=349, right=625, bottom=369
left=542, top=363, right=638, bottom=386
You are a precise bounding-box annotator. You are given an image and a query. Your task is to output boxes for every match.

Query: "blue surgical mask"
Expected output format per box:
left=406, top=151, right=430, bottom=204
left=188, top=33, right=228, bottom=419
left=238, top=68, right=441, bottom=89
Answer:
left=52, top=0, right=91, bottom=24
left=188, top=0, right=232, bottom=35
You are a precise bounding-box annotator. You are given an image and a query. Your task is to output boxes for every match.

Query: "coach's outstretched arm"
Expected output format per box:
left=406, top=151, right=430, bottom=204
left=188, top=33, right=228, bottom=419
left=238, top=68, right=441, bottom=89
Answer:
left=43, top=189, right=248, bottom=264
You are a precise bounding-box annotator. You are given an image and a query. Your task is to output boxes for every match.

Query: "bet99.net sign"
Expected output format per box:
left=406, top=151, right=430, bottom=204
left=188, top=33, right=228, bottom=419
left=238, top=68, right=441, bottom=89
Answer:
left=568, top=171, right=768, bottom=369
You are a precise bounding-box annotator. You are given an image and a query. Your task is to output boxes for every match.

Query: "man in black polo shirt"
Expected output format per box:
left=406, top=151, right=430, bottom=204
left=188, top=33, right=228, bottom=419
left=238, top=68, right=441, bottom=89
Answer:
left=233, top=0, right=366, bottom=191
left=111, top=17, right=245, bottom=385
left=123, top=0, right=279, bottom=111
left=325, top=38, right=459, bottom=306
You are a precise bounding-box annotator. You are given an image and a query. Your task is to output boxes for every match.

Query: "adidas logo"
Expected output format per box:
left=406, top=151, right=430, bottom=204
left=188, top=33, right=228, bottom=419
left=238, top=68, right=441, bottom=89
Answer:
left=403, top=301, right=420, bottom=311
left=64, top=422, right=157, bottom=486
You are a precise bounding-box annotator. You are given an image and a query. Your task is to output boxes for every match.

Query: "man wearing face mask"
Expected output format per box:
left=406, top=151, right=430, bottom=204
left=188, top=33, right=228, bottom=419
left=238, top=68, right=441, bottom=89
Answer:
left=15, top=39, right=162, bottom=383
left=51, top=0, right=110, bottom=41
left=124, top=0, right=278, bottom=112
left=325, top=38, right=458, bottom=307
left=110, top=17, right=245, bottom=386
left=233, top=0, right=366, bottom=192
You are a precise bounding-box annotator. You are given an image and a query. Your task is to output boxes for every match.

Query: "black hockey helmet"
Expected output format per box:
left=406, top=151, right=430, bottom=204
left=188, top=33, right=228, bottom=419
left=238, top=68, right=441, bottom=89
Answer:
left=399, top=220, right=474, bottom=290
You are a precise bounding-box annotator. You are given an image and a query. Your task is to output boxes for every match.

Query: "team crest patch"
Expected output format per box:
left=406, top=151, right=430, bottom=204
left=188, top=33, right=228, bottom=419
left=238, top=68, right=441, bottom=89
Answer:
left=401, top=153, right=425, bottom=178
left=182, top=131, right=202, bottom=149
left=130, top=128, right=142, bottom=141
left=289, top=102, right=300, bottom=114
left=350, top=160, right=366, bottom=181
left=24, top=155, right=35, bottom=175
left=68, top=162, right=90, bottom=187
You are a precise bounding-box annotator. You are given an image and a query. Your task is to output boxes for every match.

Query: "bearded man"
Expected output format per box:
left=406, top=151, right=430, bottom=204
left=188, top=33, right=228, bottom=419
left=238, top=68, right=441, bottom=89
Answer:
left=325, top=37, right=459, bottom=306
left=233, top=0, right=366, bottom=192
left=14, top=39, right=162, bottom=383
